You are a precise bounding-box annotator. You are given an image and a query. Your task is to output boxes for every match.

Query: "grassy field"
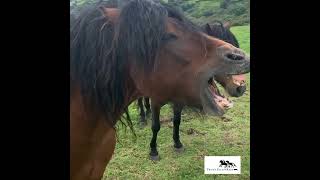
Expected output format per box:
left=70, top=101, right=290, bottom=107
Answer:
left=103, top=25, right=250, bottom=180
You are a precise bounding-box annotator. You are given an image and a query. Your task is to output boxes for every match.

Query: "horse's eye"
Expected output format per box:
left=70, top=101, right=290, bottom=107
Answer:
left=162, top=33, right=177, bottom=42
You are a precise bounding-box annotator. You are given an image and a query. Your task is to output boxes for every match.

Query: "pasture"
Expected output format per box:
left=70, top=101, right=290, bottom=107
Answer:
left=103, top=25, right=250, bottom=180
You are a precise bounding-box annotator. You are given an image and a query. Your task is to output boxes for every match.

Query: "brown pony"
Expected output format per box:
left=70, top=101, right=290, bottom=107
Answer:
left=137, top=21, right=248, bottom=160
left=70, top=1, right=250, bottom=179
left=137, top=21, right=246, bottom=126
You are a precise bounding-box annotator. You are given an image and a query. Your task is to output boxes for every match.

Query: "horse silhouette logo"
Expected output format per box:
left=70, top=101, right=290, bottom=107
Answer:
left=219, top=160, right=237, bottom=168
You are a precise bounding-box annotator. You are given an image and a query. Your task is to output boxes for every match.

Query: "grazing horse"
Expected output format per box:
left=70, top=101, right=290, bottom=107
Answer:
left=70, top=0, right=250, bottom=179
left=136, top=21, right=248, bottom=160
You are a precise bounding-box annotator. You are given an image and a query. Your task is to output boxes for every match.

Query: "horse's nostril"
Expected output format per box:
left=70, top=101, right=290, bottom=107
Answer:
left=236, top=85, right=246, bottom=94
left=226, top=53, right=244, bottom=61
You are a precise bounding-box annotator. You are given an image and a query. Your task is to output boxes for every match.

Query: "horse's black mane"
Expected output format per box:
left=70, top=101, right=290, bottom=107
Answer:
left=70, top=0, right=201, bottom=128
left=202, top=21, right=239, bottom=48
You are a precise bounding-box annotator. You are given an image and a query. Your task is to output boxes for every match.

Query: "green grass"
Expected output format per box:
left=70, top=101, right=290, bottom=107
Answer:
left=103, top=25, right=250, bottom=180
left=231, top=26, right=250, bottom=54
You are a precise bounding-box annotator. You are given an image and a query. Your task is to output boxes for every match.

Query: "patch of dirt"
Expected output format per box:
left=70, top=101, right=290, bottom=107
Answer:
left=223, top=132, right=235, bottom=146
left=167, top=123, right=173, bottom=128
left=160, top=118, right=172, bottom=124
left=221, top=116, right=232, bottom=122
left=185, top=128, right=206, bottom=136
left=236, top=141, right=244, bottom=145
left=194, top=150, right=208, bottom=160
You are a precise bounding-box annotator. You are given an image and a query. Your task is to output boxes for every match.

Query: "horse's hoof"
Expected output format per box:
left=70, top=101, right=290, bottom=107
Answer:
left=174, top=146, right=185, bottom=153
left=150, top=155, right=160, bottom=161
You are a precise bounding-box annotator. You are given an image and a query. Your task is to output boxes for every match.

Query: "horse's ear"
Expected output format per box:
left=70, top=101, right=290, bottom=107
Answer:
left=223, top=22, right=232, bottom=29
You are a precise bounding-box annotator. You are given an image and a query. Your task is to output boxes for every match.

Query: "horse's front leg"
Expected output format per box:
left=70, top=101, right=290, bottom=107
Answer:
left=172, top=103, right=184, bottom=152
left=149, top=102, right=161, bottom=161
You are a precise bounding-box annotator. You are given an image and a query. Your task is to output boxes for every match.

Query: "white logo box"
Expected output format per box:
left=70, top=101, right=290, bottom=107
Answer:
left=204, top=156, right=241, bottom=174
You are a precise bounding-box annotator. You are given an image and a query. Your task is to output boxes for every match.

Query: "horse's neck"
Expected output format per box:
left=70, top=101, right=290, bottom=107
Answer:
left=128, top=68, right=153, bottom=97
left=123, top=73, right=143, bottom=105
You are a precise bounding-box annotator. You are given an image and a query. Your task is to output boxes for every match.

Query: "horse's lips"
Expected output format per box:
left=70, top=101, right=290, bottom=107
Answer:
left=198, top=71, right=234, bottom=115
left=232, top=74, right=246, bottom=86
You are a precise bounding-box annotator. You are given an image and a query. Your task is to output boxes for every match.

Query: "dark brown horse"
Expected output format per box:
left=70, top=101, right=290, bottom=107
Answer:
left=70, top=1, right=249, bottom=179
left=136, top=21, right=248, bottom=160
left=137, top=21, right=246, bottom=126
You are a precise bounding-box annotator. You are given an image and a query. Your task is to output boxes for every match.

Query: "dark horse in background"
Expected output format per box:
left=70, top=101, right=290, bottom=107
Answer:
left=70, top=0, right=250, bottom=179
left=137, top=21, right=247, bottom=160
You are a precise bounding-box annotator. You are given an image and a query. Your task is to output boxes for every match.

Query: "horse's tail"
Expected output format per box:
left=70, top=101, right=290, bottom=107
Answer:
left=124, top=107, right=136, bottom=138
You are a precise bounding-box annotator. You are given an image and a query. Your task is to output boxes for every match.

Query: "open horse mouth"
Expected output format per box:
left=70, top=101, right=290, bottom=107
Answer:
left=199, top=46, right=250, bottom=116
left=200, top=76, right=231, bottom=116
left=208, top=77, right=233, bottom=110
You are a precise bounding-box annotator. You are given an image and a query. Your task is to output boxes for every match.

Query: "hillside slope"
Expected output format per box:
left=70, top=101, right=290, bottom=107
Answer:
left=168, top=0, right=250, bottom=26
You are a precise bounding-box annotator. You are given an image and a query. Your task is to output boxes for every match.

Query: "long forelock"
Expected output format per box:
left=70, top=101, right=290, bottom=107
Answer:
left=113, top=0, right=203, bottom=72
left=113, top=0, right=167, bottom=72
left=71, top=2, right=131, bottom=127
